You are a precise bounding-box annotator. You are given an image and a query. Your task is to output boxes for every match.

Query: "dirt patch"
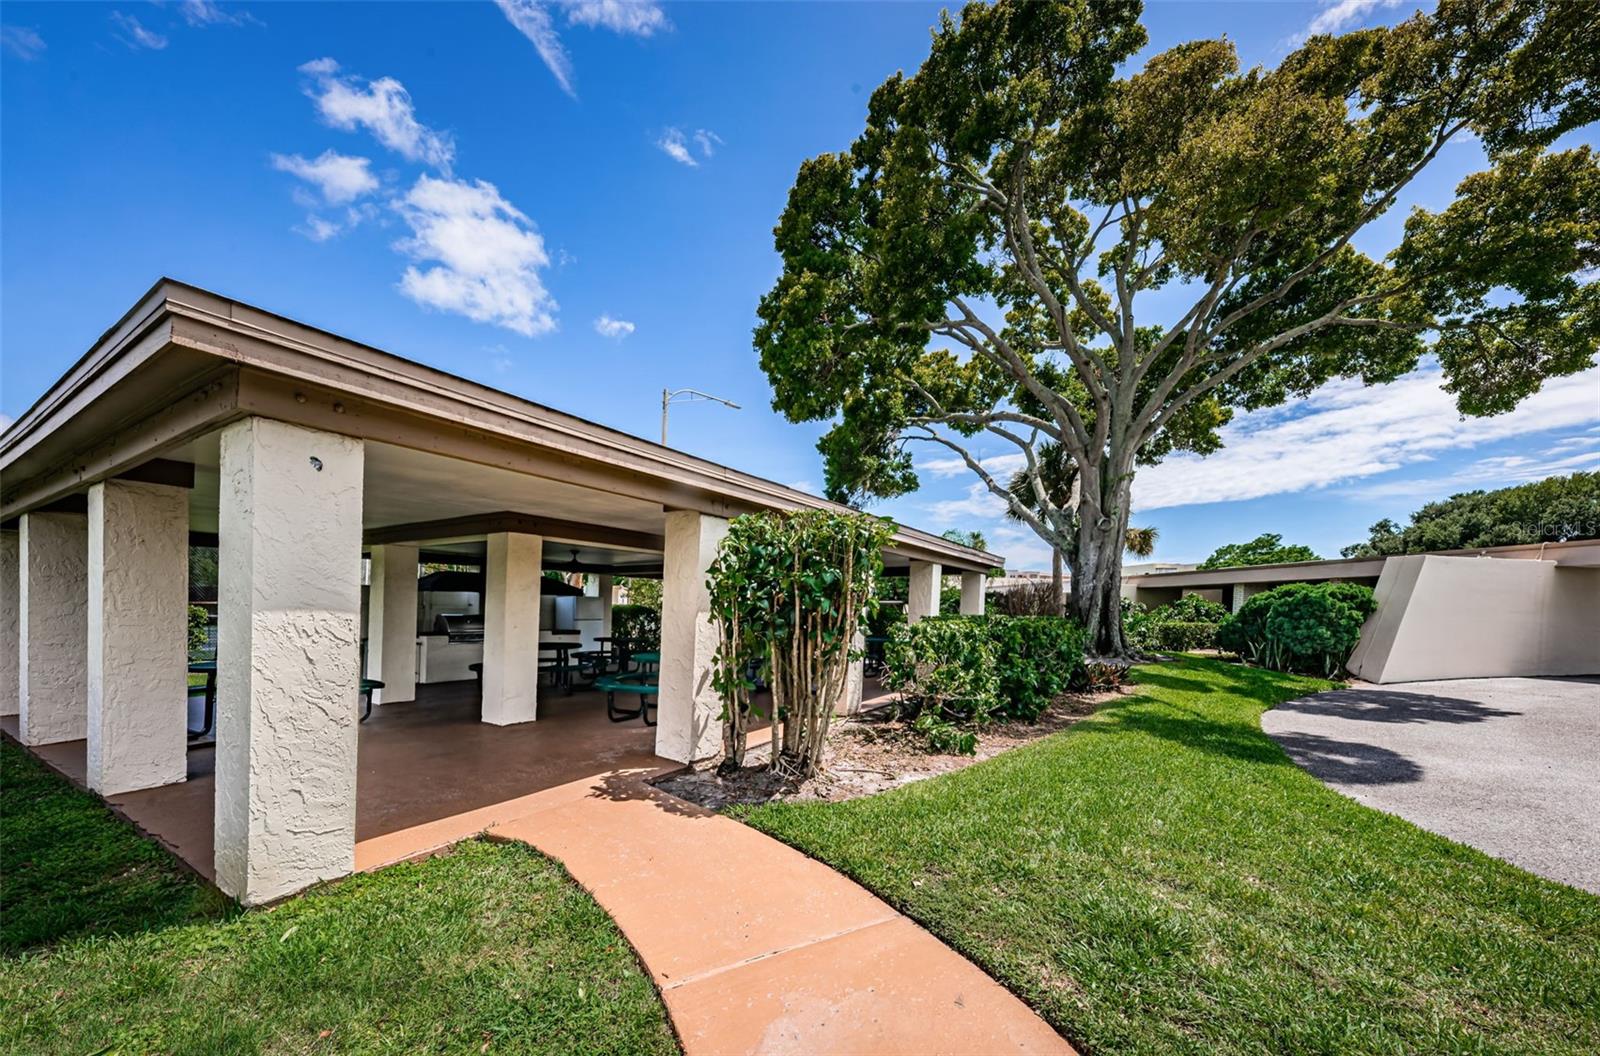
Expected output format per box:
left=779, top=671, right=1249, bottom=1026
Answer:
left=655, top=688, right=1126, bottom=810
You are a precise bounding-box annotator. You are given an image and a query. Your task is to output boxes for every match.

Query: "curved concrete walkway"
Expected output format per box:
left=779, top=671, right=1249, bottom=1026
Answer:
left=486, top=770, right=1072, bottom=1055
left=1263, top=677, right=1600, bottom=894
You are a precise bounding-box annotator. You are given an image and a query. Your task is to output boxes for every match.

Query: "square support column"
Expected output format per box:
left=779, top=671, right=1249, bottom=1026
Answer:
left=482, top=531, right=542, bottom=726
left=18, top=511, right=88, bottom=745
left=597, top=574, right=615, bottom=639
left=87, top=480, right=189, bottom=795
left=959, top=571, right=987, bottom=615
left=906, top=560, right=942, bottom=624
left=836, top=628, right=865, bottom=716
left=0, top=530, right=18, bottom=718
left=215, top=417, right=364, bottom=906
left=366, top=544, right=419, bottom=705
left=657, top=510, right=727, bottom=763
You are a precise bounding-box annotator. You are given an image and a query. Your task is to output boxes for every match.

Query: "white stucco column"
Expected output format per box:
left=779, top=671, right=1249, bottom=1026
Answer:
left=215, top=417, right=364, bottom=906
left=657, top=510, right=727, bottom=763
left=86, top=480, right=189, bottom=795
left=0, top=530, right=18, bottom=718
left=959, top=571, right=987, bottom=615
left=836, top=628, right=865, bottom=716
left=597, top=573, right=615, bottom=639
left=366, top=544, right=419, bottom=705
left=482, top=531, right=542, bottom=725
left=906, top=561, right=941, bottom=624
left=18, top=511, right=89, bottom=745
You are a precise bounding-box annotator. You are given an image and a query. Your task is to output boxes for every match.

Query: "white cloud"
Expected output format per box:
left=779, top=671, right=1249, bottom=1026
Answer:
left=495, top=0, right=575, bottom=97
left=394, top=174, right=557, bottom=338
left=298, top=215, right=343, bottom=243
left=918, top=451, right=1026, bottom=480
left=693, top=129, right=722, bottom=158
left=300, top=59, right=455, bottom=170
left=0, top=25, right=45, bottom=60
left=110, top=12, right=168, bottom=50
left=1131, top=364, right=1600, bottom=512
left=926, top=481, right=1009, bottom=525
left=495, top=0, right=668, bottom=97
left=1288, top=0, right=1404, bottom=44
left=657, top=127, right=698, bottom=167
left=180, top=1, right=260, bottom=28
left=1350, top=447, right=1600, bottom=502
left=560, top=0, right=667, bottom=36
left=271, top=150, right=379, bottom=205
left=593, top=314, right=635, bottom=339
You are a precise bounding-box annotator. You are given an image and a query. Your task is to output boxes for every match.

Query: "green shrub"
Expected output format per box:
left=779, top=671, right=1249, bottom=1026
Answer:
left=612, top=604, right=661, bottom=649
left=978, top=615, right=1089, bottom=721
left=884, top=618, right=999, bottom=726
left=1217, top=582, right=1377, bottom=676
left=186, top=605, right=211, bottom=658
left=885, top=614, right=1088, bottom=749
left=1160, top=595, right=1230, bottom=623
left=1152, top=621, right=1220, bottom=651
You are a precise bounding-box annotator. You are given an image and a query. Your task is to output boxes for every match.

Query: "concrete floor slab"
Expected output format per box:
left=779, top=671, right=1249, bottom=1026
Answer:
left=1263, top=676, right=1600, bottom=893
left=488, top=775, right=1074, bottom=1055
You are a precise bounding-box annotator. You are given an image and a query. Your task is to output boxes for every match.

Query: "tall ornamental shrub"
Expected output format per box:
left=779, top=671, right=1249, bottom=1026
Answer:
left=1218, top=582, right=1377, bottom=676
left=706, top=510, right=892, bottom=776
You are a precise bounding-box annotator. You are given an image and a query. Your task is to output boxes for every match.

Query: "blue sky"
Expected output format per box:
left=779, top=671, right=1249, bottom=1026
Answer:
left=3, top=0, right=1596, bottom=570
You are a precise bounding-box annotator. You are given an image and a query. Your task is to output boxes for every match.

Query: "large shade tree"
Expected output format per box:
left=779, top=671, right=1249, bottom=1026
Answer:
left=754, top=0, right=1599, bottom=654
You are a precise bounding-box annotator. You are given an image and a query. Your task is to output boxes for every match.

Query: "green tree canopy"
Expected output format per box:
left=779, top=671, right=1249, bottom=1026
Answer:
left=1199, top=533, right=1320, bottom=570
left=1341, top=471, right=1600, bottom=556
left=754, top=0, right=1599, bottom=654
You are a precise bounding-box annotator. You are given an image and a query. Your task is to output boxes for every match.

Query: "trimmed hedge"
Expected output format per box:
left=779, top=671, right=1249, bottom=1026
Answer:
left=1151, top=621, right=1220, bottom=651
left=1217, top=581, right=1377, bottom=676
left=884, top=614, right=1088, bottom=723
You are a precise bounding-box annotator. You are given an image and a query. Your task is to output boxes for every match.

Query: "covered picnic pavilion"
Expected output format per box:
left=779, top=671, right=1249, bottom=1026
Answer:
left=0, top=279, right=998, bottom=905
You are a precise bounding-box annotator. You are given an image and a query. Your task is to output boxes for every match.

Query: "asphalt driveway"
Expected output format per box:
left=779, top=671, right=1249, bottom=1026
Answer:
left=1262, top=676, right=1600, bottom=894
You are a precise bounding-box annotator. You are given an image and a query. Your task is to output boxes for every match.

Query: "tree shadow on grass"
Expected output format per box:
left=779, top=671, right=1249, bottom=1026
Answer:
left=1133, top=661, right=1312, bottom=703
left=1273, top=689, right=1521, bottom=725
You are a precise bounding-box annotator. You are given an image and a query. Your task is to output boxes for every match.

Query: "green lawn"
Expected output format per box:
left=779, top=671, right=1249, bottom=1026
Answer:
left=740, top=657, right=1600, bottom=1055
left=0, top=740, right=678, bottom=1056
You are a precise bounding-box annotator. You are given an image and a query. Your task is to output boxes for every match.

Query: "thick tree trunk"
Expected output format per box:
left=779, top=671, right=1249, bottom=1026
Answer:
left=1067, top=474, right=1134, bottom=658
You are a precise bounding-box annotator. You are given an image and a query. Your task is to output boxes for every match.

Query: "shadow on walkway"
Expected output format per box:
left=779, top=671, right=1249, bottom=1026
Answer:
left=1274, top=689, right=1520, bottom=725
left=1268, top=731, right=1424, bottom=786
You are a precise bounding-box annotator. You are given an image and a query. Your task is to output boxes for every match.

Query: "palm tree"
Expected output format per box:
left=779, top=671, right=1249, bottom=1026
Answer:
left=1006, top=445, right=1159, bottom=614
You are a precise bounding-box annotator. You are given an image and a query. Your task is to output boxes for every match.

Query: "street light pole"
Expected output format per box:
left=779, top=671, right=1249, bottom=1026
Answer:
left=661, top=387, right=740, bottom=446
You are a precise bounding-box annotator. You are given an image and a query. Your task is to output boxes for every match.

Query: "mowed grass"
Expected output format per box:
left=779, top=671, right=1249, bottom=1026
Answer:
left=0, top=740, right=678, bottom=1056
left=740, top=657, right=1600, bottom=1055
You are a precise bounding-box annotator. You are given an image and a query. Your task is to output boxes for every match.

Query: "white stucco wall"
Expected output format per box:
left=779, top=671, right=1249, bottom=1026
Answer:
left=19, top=511, right=88, bottom=745
left=907, top=561, right=942, bottom=623
left=215, top=417, right=364, bottom=906
left=1348, top=555, right=1600, bottom=683
left=366, top=544, right=419, bottom=705
left=0, top=531, right=18, bottom=718
left=959, top=571, right=987, bottom=615
left=86, top=480, right=189, bottom=795
left=657, top=510, right=726, bottom=763
left=482, top=531, right=542, bottom=725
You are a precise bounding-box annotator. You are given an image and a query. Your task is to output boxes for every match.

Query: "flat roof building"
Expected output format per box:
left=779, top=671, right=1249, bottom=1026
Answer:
left=0, top=280, right=1000, bottom=904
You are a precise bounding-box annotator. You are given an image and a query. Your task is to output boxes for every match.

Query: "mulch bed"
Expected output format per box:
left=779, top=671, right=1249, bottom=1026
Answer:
left=655, top=687, right=1129, bottom=811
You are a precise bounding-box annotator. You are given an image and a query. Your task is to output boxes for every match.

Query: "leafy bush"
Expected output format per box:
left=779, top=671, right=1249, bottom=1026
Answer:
left=884, top=618, right=999, bottom=726
left=1160, top=595, right=1229, bottom=623
left=1129, top=595, right=1227, bottom=653
left=885, top=614, right=1088, bottom=750
left=979, top=615, right=1089, bottom=721
left=1152, top=621, right=1220, bottom=651
left=1218, top=582, right=1378, bottom=676
left=612, top=604, right=661, bottom=649
left=187, top=605, right=211, bottom=659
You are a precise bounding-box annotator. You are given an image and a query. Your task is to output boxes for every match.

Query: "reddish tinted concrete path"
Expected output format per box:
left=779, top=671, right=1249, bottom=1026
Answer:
left=489, top=774, right=1073, bottom=1056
